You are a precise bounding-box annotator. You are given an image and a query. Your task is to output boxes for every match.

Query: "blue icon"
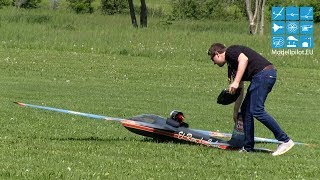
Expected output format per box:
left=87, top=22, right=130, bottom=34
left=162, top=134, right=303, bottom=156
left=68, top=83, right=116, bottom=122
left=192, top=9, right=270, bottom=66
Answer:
left=286, top=7, right=299, bottom=20
left=286, top=21, right=299, bottom=34
left=286, top=36, right=299, bottom=48
left=300, top=7, right=313, bottom=20
left=271, top=6, right=314, bottom=49
left=300, top=21, right=313, bottom=34
left=272, top=7, right=285, bottom=20
left=272, top=21, right=285, bottom=34
left=272, top=36, right=285, bottom=48
left=300, top=36, right=313, bottom=48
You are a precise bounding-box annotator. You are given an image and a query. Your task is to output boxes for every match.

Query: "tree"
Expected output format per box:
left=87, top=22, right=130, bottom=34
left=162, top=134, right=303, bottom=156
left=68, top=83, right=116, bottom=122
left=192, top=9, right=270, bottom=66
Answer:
left=128, top=0, right=138, bottom=28
left=140, top=0, right=147, bottom=27
left=67, top=0, right=94, bottom=14
left=128, top=0, right=148, bottom=28
left=245, top=0, right=266, bottom=35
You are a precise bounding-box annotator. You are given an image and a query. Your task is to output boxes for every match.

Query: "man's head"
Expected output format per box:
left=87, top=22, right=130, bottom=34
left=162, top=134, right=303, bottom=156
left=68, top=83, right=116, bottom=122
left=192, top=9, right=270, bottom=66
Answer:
left=208, top=43, right=227, bottom=67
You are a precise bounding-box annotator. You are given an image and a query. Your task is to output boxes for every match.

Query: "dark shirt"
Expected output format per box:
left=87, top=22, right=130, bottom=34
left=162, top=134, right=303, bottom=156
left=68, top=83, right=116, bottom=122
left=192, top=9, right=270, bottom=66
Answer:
left=226, top=45, right=272, bottom=81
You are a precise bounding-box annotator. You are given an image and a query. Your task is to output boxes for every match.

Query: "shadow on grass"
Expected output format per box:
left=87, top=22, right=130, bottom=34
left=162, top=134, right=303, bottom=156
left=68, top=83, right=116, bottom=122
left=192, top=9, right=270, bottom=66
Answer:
left=48, top=136, right=197, bottom=146
left=47, top=136, right=273, bottom=153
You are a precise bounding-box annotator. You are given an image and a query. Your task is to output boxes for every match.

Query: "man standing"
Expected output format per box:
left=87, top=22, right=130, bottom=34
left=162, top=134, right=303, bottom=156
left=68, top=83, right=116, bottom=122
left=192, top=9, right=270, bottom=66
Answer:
left=208, top=43, right=294, bottom=156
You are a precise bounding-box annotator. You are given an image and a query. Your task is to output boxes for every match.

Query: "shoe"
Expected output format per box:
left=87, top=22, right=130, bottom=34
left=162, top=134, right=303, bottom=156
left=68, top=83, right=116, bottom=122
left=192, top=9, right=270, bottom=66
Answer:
left=272, top=139, right=294, bottom=156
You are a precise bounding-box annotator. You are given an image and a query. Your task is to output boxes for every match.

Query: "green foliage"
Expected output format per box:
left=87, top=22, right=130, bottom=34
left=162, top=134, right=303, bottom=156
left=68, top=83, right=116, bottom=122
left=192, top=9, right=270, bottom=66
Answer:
left=100, top=0, right=128, bottom=15
left=0, top=0, right=10, bottom=8
left=99, top=0, right=166, bottom=18
left=171, top=0, right=205, bottom=19
left=67, top=0, right=94, bottom=14
left=170, top=0, right=320, bottom=22
left=132, top=4, right=166, bottom=18
left=170, top=0, right=246, bottom=20
left=13, top=0, right=41, bottom=9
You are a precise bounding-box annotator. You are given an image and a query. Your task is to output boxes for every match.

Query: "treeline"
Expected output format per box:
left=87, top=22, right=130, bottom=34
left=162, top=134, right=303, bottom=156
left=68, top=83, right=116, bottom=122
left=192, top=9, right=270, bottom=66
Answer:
left=0, top=0, right=128, bottom=14
left=0, top=0, right=319, bottom=22
left=171, top=0, right=319, bottom=22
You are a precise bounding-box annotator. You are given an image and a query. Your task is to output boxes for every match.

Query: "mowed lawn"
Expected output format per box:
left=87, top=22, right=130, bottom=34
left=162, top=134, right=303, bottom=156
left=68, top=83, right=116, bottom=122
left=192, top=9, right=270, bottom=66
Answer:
left=0, top=7, right=320, bottom=179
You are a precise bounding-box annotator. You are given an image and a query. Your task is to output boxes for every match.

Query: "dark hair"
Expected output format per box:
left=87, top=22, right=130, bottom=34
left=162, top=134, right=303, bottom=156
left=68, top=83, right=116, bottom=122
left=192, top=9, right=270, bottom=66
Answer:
left=208, top=43, right=226, bottom=57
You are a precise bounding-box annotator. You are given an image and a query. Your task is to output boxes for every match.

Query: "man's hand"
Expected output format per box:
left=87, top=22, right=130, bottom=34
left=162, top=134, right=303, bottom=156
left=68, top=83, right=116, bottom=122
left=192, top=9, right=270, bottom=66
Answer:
left=229, top=81, right=239, bottom=95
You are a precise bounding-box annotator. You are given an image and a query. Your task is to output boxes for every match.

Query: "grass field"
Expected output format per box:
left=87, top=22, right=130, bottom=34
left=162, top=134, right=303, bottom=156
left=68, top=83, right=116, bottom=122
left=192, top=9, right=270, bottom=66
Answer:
left=1, top=5, right=320, bottom=179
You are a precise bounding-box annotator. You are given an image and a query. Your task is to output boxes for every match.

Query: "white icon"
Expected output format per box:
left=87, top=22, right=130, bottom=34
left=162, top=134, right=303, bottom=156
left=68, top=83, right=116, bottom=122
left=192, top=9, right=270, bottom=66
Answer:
left=272, top=37, right=284, bottom=47
left=287, top=22, right=298, bottom=33
left=301, top=37, right=312, bottom=48
left=286, top=12, right=299, bottom=17
left=272, top=23, right=284, bottom=32
left=301, top=8, right=313, bottom=19
left=301, top=25, right=313, bottom=32
left=302, top=42, right=309, bottom=47
left=286, top=36, right=298, bottom=47
left=272, top=7, right=284, bottom=19
left=287, top=36, right=298, bottom=41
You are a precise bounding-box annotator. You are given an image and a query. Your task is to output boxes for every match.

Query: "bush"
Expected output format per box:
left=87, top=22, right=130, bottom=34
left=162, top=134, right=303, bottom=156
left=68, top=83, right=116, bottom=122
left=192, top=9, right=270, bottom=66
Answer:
left=100, top=0, right=128, bottom=15
left=170, top=0, right=246, bottom=20
left=67, top=0, right=94, bottom=14
left=147, top=6, right=166, bottom=17
left=0, top=0, right=11, bottom=8
left=13, top=0, right=41, bottom=9
left=171, top=0, right=206, bottom=19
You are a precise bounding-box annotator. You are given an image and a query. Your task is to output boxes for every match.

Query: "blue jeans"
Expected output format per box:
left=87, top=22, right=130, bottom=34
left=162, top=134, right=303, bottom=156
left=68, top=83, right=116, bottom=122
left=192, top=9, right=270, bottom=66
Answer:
left=241, top=69, right=290, bottom=150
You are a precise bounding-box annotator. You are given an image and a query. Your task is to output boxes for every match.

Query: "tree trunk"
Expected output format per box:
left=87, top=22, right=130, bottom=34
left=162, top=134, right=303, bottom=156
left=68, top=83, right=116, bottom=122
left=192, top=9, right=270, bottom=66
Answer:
left=259, top=0, right=266, bottom=35
left=245, top=0, right=265, bottom=35
left=128, top=0, right=138, bottom=28
left=140, top=0, right=147, bottom=27
left=245, top=0, right=254, bottom=34
left=254, top=0, right=260, bottom=34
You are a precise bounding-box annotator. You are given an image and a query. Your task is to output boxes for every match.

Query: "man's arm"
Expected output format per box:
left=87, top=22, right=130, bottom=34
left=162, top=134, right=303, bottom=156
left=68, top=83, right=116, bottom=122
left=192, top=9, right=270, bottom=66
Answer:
left=229, top=53, right=248, bottom=94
